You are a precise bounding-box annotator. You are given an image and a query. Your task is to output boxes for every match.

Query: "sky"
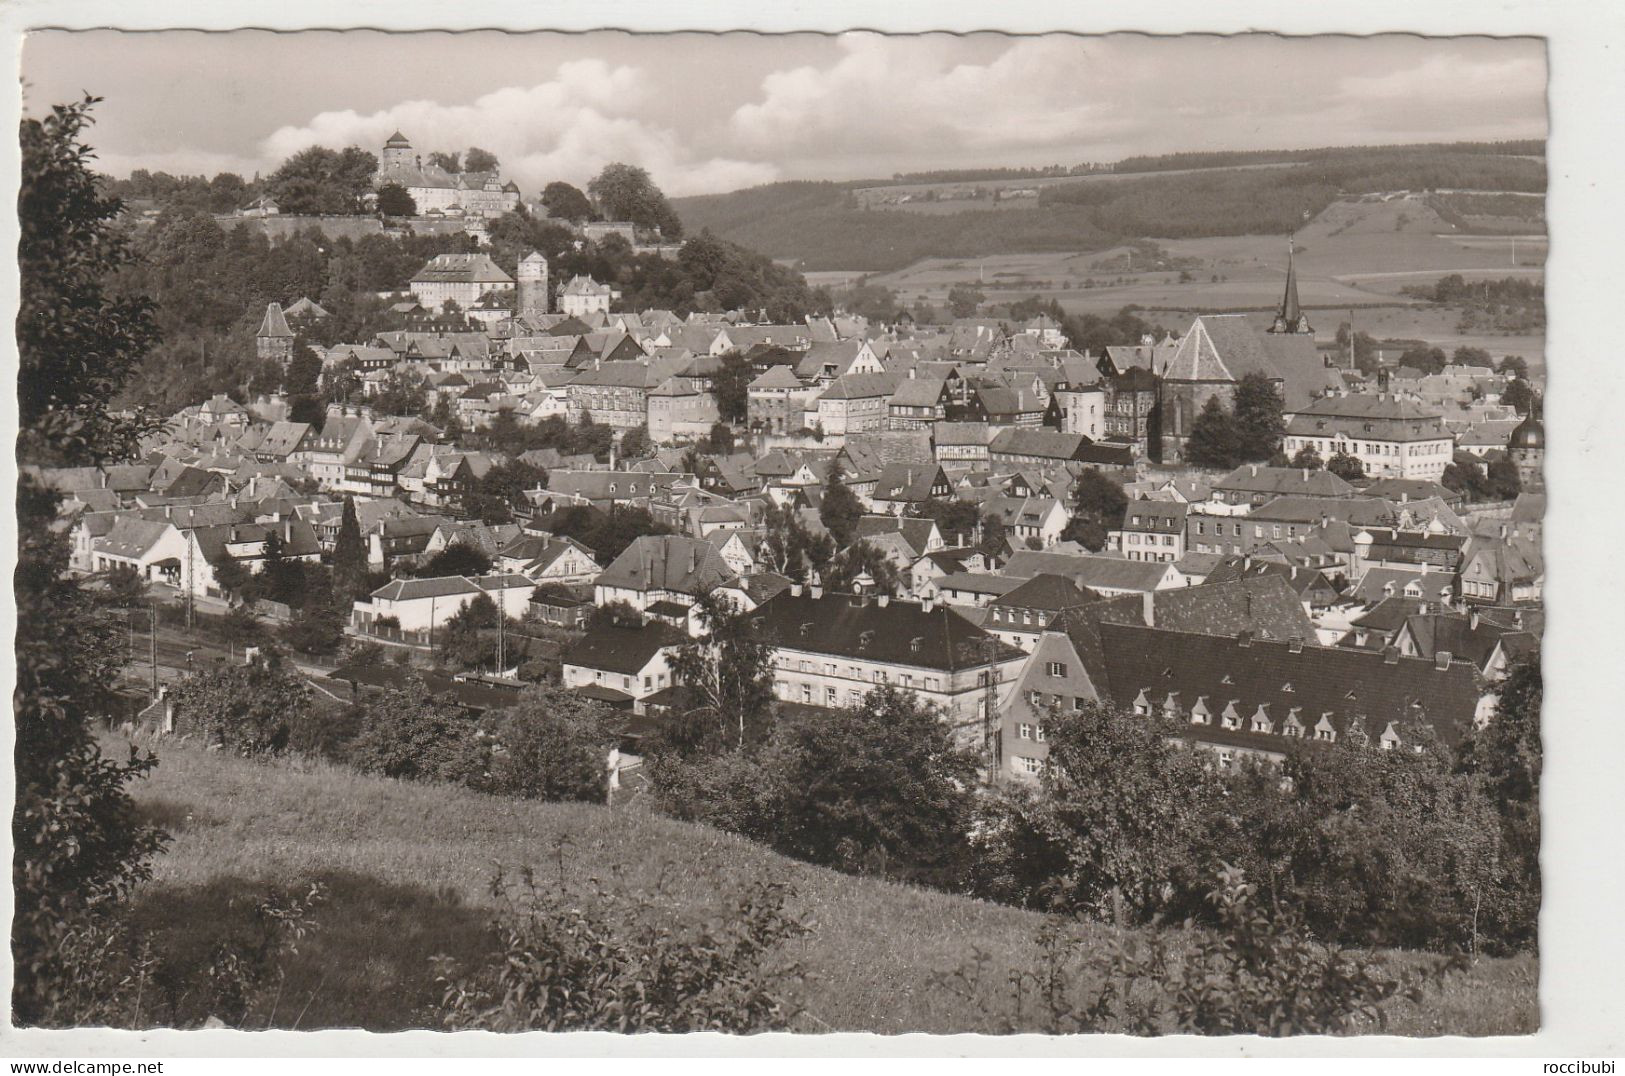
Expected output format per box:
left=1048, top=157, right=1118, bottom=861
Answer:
left=20, top=31, right=1548, bottom=197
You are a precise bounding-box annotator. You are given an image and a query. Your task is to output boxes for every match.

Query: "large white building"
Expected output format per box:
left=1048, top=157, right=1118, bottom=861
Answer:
left=374, top=131, right=521, bottom=218
left=1284, top=394, right=1455, bottom=480
left=408, top=254, right=515, bottom=313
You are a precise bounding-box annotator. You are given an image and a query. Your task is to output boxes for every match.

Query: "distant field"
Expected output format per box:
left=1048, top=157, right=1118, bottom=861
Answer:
left=120, top=736, right=1536, bottom=1035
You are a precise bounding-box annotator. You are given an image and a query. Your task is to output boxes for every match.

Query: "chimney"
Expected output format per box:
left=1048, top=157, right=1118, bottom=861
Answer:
left=877, top=594, right=889, bottom=607
left=1288, top=636, right=1304, bottom=653
left=1236, top=630, right=1253, bottom=648
left=1302, top=468, right=1309, bottom=482
left=790, top=582, right=803, bottom=597
left=1141, top=589, right=1155, bottom=627
left=922, top=595, right=935, bottom=613
left=1382, top=646, right=1400, bottom=664
left=1250, top=464, right=1259, bottom=477
left=1435, top=651, right=1453, bottom=670
left=1512, top=609, right=1523, bottom=627
left=810, top=583, right=823, bottom=599
left=1468, top=608, right=1479, bottom=631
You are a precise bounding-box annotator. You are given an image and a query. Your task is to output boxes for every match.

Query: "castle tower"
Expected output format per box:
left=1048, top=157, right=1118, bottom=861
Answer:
left=1268, top=234, right=1313, bottom=335
left=255, top=301, right=295, bottom=366
left=517, top=250, right=550, bottom=316
left=381, top=130, right=413, bottom=171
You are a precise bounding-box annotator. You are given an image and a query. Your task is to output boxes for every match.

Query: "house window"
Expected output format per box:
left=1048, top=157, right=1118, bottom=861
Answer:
left=1019, top=723, right=1033, bottom=740
left=1046, top=661, right=1068, bottom=677
left=623, top=676, right=632, bottom=690
left=801, top=683, right=812, bottom=703
left=643, top=675, right=652, bottom=690
left=825, top=686, right=837, bottom=705
left=1030, top=690, right=1043, bottom=706
left=1016, top=756, right=1042, bottom=775
left=1035, top=723, right=1046, bottom=742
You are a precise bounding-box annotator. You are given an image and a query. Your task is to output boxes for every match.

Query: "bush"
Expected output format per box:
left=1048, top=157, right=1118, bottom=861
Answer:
left=347, top=677, right=489, bottom=786
left=943, top=867, right=1462, bottom=1035
left=166, top=655, right=312, bottom=758
left=432, top=867, right=809, bottom=1032
left=485, top=687, right=617, bottom=803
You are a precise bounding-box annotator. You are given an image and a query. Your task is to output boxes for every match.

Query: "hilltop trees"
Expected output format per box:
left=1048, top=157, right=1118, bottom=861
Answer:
left=265, top=145, right=377, bottom=215
left=1326, top=451, right=1366, bottom=482
left=375, top=182, right=416, bottom=218
left=588, top=162, right=683, bottom=238
left=541, top=181, right=595, bottom=223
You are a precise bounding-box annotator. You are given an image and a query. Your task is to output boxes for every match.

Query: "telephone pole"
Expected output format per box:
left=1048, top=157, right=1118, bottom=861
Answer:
left=149, top=603, right=159, bottom=697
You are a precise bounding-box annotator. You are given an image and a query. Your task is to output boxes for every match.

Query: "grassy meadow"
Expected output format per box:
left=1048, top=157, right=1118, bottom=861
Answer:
left=118, top=734, right=1538, bottom=1036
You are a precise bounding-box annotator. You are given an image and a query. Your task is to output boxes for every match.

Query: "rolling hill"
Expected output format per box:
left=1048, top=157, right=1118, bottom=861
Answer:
left=119, top=735, right=1536, bottom=1034
left=673, top=142, right=1545, bottom=274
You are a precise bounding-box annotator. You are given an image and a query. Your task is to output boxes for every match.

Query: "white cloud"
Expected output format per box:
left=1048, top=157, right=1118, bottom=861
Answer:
left=727, top=35, right=1140, bottom=166
left=259, top=59, right=777, bottom=197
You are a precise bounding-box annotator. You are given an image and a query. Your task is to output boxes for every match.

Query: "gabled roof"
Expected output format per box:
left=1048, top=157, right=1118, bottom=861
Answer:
left=596, top=535, right=736, bottom=595
left=992, top=573, right=1098, bottom=613
left=749, top=589, right=1022, bottom=671
left=563, top=621, right=688, bottom=675
left=411, top=253, right=514, bottom=286
left=1003, top=550, right=1176, bottom=593
left=1215, top=464, right=1356, bottom=499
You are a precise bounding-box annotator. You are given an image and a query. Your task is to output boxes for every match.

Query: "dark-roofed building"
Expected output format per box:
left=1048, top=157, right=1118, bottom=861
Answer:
left=985, top=574, right=1098, bottom=652
left=1212, top=464, right=1356, bottom=507
left=869, top=462, right=952, bottom=515
left=1393, top=606, right=1538, bottom=680
left=594, top=535, right=737, bottom=617
left=409, top=253, right=515, bottom=313
left=351, top=573, right=535, bottom=635
left=1003, top=549, right=1183, bottom=596
left=1112, top=501, right=1189, bottom=562
left=1204, top=555, right=1342, bottom=612
left=748, top=584, right=1026, bottom=742
left=561, top=620, right=688, bottom=709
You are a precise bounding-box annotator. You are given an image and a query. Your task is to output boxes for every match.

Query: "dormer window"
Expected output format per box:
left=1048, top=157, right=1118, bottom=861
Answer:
left=1132, top=689, right=1151, bottom=717
left=1251, top=705, right=1273, bottom=735
left=1221, top=701, right=1242, bottom=731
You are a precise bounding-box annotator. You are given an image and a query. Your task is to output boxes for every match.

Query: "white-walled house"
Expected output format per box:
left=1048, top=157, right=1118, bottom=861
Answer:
left=352, top=573, right=536, bottom=635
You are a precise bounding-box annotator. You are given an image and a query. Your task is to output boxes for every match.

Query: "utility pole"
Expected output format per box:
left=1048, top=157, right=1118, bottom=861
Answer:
left=184, top=534, right=195, bottom=631
left=982, top=635, right=1000, bottom=785
left=149, top=604, right=159, bottom=697
left=496, top=577, right=506, bottom=676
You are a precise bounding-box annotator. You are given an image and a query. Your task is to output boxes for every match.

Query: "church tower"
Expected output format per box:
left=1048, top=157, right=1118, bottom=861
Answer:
left=1268, top=235, right=1313, bottom=335
left=517, top=251, right=551, bottom=316
left=255, top=301, right=295, bottom=366
left=381, top=131, right=414, bottom=171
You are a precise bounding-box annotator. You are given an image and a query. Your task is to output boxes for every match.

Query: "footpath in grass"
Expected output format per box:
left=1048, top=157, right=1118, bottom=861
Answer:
left=121, top=735, right=1537, bottom=1035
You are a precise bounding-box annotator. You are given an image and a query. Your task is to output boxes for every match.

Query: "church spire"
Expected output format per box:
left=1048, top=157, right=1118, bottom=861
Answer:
left=1270, top=233, right=1312, bottom=335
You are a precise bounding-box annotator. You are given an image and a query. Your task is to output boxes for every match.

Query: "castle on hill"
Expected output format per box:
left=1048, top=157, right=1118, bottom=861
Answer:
left=373, top=131, right=521, bottom=219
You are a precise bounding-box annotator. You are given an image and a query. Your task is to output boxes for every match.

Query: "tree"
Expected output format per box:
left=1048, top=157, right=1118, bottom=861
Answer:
left=819, top=458, right=864, bottom=547
left=375, top=182, right=417, bottom=218
left=1452, top=345, right=1494, bottom=369
left=331, top=496, right=369, bottom=603
left=426, top=150, right=461, bottom=173
left=1486, top=454, right=1523, bottom=500
left=166, top=653, right=312, bottom=757
left=909, top=499, right=981, bottom=547
left=1231, top=372, right=1286, bottom=463
left=92, top=565, right=150, bottom=610
left=824, top=540, right=905, bottom=597
left=978, top=511, right=1010, bottom=559
left=1059, top=467, right=1127, bottom=552
left=540, top=181, right=594, bottom=223
left=1183, top=396, right=1242, bottom=470
left=1290, top=443, right=1324, bottom=471
left=947, top=286, right=985, bottom=318
left=1325, top=451, right=1365, bottom=482
left=19, top=96, right=160, bottom=465
left=220, top=603, right=264, bottom=651
left=588, top=163, right=683, bottom=238
left=667, top=594, right=777, bottom=751
left=761, top=686, right=980, bottom=885
left=702, top=422, right=736, bottom=456
left=1455, top=658, right=1541, bottom=950
left=1497, top=354, right=1529, bottom=380
left=463, top=147, right=500, bottom=174
left=266, top=145, right=378, bottom=215
left=281, top=588, right=345, bottom=656
left=618, top=427, right=653, bottom=462
left=14, top=98, right=168, bottom=1024
left=416, top=542, right=493, bottom=579
left=486, top=687, right=617, bottom=803
left=756, top=503, right=835, bottom=582
left=1501, top=378, right=1536, bottom=416
left=979, top=702, right=1216, bottom=922
left=348, top=677, right=488, bottom=786
left=711, top=350, right=754, bottom=425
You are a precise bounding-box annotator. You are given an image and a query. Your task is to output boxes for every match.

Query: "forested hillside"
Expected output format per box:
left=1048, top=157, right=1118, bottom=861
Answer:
left=674, top=143, right=1547, bottom=272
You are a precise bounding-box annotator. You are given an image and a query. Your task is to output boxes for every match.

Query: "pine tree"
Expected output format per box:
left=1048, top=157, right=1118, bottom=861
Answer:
left=819, top=457, right=864, bottom=548
left=1184, top=396, right=1241, bottom=469
left=331, top=495, right=368, bottom=602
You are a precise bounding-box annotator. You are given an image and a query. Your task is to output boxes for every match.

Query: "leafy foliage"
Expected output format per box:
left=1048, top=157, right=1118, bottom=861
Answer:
left=1183, top=395, right=1242, bottom=470
left=485, top=687, right=617, bottom=803
left=668, top=595, right=778, bottom=751
left=167, top=655, right=313, bottom=757
left=347, top=678, right=488, bottom=785
left=818, top=458, right=864, bottom=547
left=589, top=162, right=684, bottom=238
left=1326, top=451, right=1366, bottom=482
left=434, top=868, right=808, bottom=1032
left=1060, top=467, right=1127, bottom=552
left=266, top=145, right=378, bottom=215
left=1231, top=372, right=1286, bottom=463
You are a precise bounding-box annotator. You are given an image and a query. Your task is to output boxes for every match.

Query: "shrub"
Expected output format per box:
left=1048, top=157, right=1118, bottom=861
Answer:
left=347, top=677, right=489, bottom=786
left=432, top=868, right=809, bottom=1032
left=166, top=655, right=312, bottom=758
left=485, top=687, right=617, bottom=803
left=938, top=866, right=1462, bottom=1036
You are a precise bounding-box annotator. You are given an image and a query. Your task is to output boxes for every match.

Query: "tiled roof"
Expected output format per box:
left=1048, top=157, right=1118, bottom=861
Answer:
left=562, top=621, right=687, bottom=676
left=596, top=535, right=736, bottom=595
left=749, top=590, right=1022, bottom=672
